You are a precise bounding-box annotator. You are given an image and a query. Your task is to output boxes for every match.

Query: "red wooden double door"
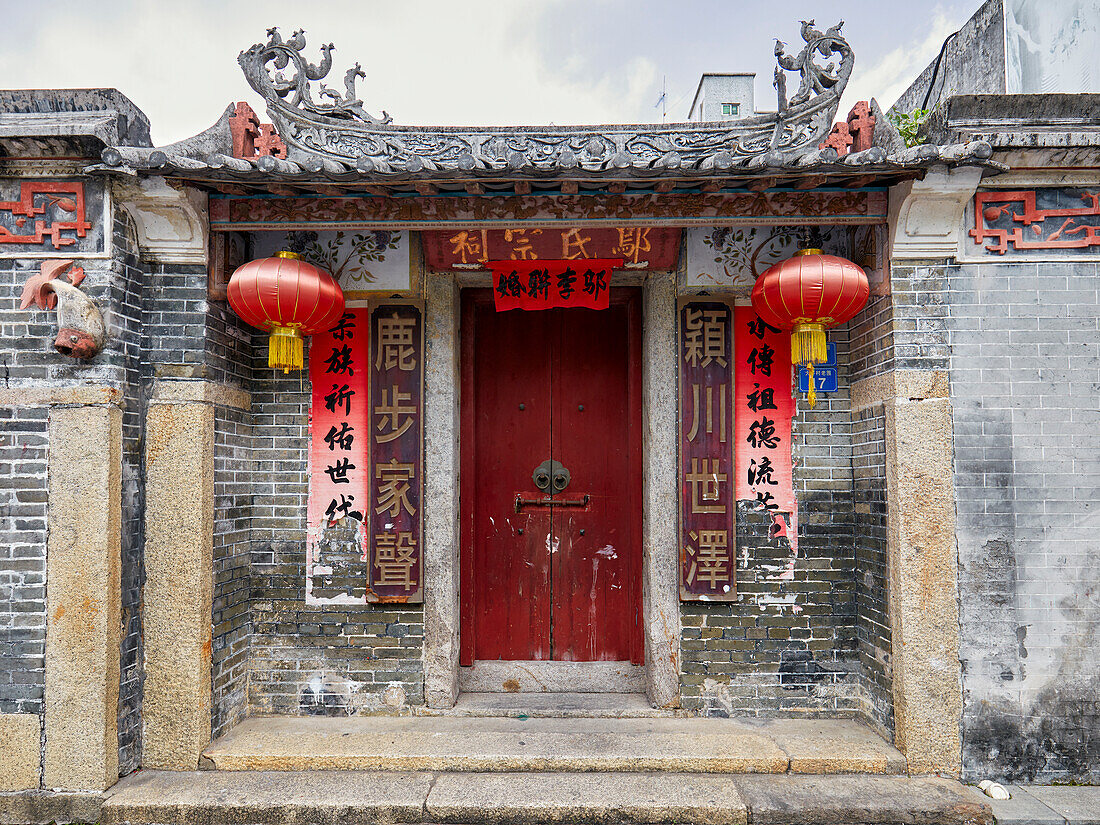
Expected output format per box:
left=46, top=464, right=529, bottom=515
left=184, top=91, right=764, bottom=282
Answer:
left=460, top=288, right=643, bottom=665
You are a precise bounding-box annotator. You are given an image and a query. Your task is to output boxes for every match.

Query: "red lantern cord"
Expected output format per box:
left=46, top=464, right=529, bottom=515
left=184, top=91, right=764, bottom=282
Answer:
left=227, top=251, right=345, bottom=373
left=751, top=249, right=869, bottom=408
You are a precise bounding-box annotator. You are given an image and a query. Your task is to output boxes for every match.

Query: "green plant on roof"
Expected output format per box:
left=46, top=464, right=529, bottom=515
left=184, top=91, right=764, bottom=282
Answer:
left=887, top=108, right=931, bottom=148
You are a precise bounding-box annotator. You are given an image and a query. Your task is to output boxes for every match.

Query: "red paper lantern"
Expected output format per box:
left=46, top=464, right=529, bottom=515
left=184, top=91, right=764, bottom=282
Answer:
left=751, top=249, right=869, bottom=407
left=227, top=251, right=345, bottom=373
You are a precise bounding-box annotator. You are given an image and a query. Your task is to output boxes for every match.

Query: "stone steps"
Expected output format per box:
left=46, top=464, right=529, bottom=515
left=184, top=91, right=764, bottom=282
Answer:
left=442, top=691, right=673, bottom=717
left=201, top=715, right=907, bottom=774
left=100, top=770, right=993, bottom=825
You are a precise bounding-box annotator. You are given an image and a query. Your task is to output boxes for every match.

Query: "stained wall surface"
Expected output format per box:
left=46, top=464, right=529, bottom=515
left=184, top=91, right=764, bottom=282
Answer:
left=943, top=258, right=1100, bottom=783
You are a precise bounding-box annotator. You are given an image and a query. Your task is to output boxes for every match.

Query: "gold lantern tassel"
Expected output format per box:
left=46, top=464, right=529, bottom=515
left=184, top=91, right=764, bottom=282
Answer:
left=792, top=322, right=828, bottom=409
left=269, top=325, right=304, bottom=373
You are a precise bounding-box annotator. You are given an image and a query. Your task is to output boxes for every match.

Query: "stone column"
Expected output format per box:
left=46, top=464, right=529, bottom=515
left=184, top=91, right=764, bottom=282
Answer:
left=423, top=275, right=460, bottom=707
left=44, top=405, right=122, bottom=791
left=142, top=400, right=215, bottom=768
left=882, top=376, right=963, bottom=776
left=642, top=274, right=681, bottom=708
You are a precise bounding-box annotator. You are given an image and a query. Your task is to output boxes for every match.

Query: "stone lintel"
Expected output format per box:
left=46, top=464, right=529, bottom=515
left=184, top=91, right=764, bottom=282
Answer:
left=151, top=379, right=250, bottom=411
left=142, top=402, right=215, bottom=769
left=889, top=164, right=983, bottom=260
left=883, top=395, right=963, bottom=776
left=0, top=384, right=121, bottom=408
left=0, top=714, right=41, bottom=791
left=44, top=406, right=122, bottom=791
left=850, top=369, right=949, bottom=412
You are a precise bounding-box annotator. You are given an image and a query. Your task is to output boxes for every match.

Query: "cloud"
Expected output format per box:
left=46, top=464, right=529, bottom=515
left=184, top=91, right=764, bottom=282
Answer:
left=0, top=0, right=661, bottom=144
left=839, top=8, right=963, bottom=114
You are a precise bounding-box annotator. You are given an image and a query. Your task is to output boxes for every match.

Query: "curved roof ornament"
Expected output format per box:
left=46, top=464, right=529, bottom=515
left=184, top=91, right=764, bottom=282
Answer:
left=239, top=27, right=391, bottom=126
left=235, top=21, right=855, bottom=174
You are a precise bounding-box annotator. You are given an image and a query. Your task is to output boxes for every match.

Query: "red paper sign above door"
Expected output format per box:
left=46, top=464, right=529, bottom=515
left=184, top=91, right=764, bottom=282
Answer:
left=423, top=228, right=680, bottom=270
left=488, top=259, right=622, bottom=311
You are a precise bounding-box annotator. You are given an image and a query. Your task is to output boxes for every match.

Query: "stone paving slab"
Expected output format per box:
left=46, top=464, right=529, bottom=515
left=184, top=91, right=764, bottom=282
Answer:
left=202, top=715, right=903, bottom=774
left=1025, top=786, right=1100, bottom=825
left=965, top=785, right=1068, bottom=825
left=732, top=774, right=993, bottom=825
left=743, top=718, right=908, bottom=774
left=425, top=771, right=748, bottom=824
left=94, top=770, right=999, bottom=825
left=101, top=769, right=433, bottom=825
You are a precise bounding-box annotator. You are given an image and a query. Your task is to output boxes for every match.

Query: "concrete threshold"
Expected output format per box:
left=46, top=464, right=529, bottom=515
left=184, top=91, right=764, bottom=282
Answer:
left=101, top=770, right=994, bottom=825
left=201, top=715, right=907, bottom=774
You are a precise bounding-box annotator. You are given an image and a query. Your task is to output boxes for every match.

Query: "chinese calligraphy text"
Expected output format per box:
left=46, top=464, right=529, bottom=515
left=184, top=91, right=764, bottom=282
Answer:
left=307, top=307, right=372, bottom=605
left=734, top=307, right=798, bottom=560
left=679, top=300, right=736, bottom=600
left=368, top=303, right=424, bottom=602
left=489, top=259, right=622, bottom=311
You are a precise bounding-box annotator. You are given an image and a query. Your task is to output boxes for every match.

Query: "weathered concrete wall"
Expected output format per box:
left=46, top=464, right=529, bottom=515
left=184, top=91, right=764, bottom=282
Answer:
left=944, top=258, right=1100, bottom=784
left=890, top=0, right=1006, bottom=114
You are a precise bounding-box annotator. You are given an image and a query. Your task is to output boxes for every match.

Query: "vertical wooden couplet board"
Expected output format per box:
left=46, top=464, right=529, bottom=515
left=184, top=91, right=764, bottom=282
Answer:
left=368, top=302, right=424, bottom=602
left=679, top=299, right=737, bottom=600
left=306, top=301, right=424, bottom=605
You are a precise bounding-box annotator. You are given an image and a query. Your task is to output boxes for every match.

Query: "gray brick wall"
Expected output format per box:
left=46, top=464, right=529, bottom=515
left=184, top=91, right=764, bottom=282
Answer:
left=212, top=404, right=252, bottom=738
left=115, top=209, right=146, bottom=776
left=681, top=329, right=862, bottom=718
left=248, top=339, right=425, bottom=716
left=942, top=258, right=1100, bottom=784
left=851, top=401, right=892, bottom=732
left=0, top=405, right=48, bottom=716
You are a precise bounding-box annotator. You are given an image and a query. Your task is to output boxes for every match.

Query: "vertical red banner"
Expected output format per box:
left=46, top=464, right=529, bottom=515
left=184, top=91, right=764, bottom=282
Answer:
left=307, top=308, right=371, bottom=605
left=368, top=302, right=424, bottom=602
left=679, top=300, right=736, bottom=600
left=733, top=307, right=798, bottom=558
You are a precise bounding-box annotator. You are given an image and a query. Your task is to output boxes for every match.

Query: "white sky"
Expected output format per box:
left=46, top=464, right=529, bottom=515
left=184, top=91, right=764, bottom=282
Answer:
left=1, top=0, right=978, bottom=145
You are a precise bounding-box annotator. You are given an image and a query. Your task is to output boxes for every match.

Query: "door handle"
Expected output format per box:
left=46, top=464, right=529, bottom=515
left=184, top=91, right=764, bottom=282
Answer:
left=514, top=494, right=590, bottom=513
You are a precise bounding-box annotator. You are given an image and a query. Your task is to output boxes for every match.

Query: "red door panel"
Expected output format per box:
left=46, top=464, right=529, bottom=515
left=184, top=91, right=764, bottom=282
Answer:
left=462, top=298, right=552, bottom=662
left=460, top=288, right=643, bottom=666
left=552, top=295, right=643, bottom=662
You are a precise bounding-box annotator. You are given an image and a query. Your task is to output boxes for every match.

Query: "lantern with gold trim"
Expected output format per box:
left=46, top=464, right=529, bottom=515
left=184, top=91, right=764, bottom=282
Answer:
left=227, top=251, right=345, bottom=373
left=751, top=249, right=869, bottom=408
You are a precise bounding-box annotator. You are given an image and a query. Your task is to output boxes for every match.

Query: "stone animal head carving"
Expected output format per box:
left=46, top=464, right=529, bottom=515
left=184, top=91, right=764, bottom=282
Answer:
left=18, top=260, right=106, bottom=360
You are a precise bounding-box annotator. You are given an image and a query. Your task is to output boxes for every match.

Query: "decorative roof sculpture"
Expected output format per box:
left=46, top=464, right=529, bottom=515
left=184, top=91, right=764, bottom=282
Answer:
left=93, top=20, right=1000, bottom=189
left=236, top=22, right=852, bottom=174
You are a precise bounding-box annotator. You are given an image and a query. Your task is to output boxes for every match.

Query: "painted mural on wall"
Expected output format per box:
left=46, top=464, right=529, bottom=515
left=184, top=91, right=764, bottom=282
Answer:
left=970, top=188, right=1100, bottom=255
left=252, top=230, right=412, bottom=292
left=685, top=225, right=883, bottom=289
left=0, top=179, right=104, bottom=256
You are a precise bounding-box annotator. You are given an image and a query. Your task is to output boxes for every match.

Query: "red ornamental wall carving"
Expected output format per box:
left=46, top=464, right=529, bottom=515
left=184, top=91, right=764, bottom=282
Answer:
left=971, top=189, right=1100, bottom=255
left=0, top=181, right=94, bottom=250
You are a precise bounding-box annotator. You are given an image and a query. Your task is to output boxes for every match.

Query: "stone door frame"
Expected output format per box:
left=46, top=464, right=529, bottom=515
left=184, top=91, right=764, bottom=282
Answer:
left=422, top=272, right=680, bottom=708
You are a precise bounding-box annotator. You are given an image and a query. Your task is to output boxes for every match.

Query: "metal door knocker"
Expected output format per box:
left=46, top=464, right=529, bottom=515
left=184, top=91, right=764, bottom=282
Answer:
left=532, top=459, right=570, bottom=493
